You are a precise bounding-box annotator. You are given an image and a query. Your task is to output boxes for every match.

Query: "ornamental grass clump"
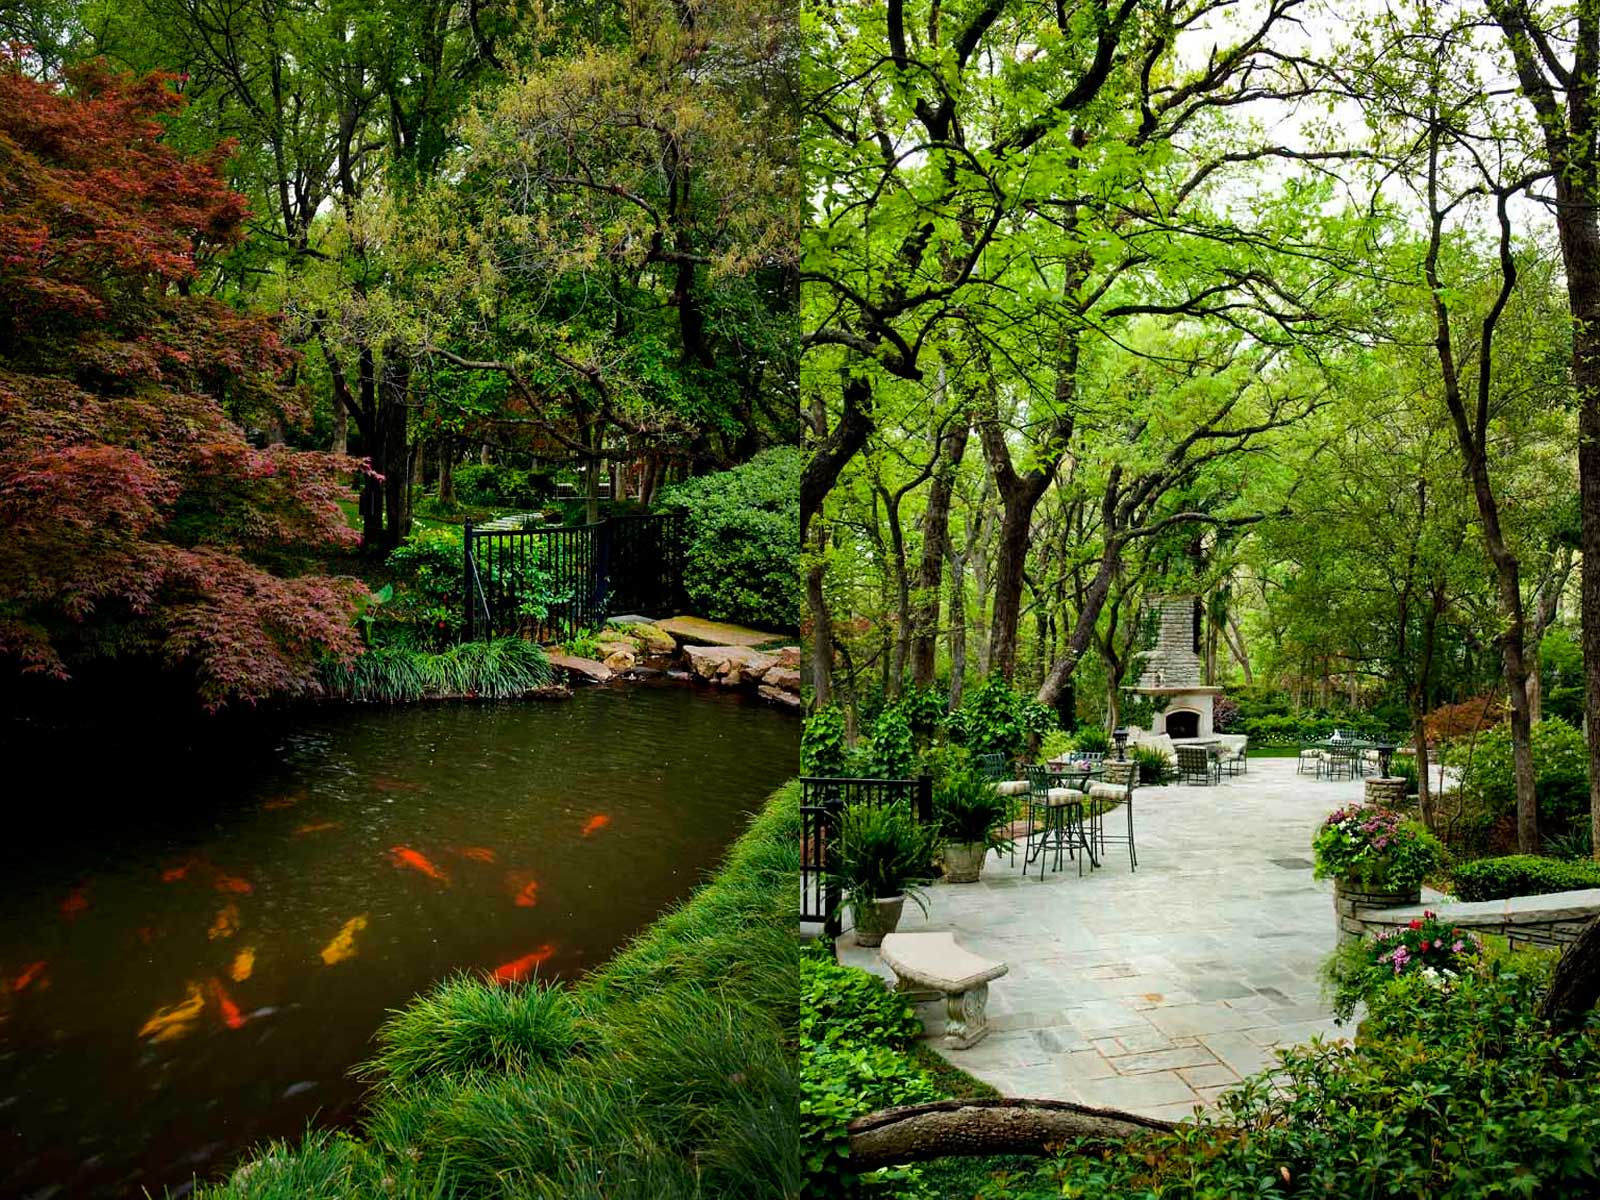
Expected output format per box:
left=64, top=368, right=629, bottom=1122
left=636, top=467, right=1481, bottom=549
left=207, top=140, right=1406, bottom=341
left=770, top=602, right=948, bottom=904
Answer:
left=1312, top=803, right=1443, bottom=891
left=1326, top=910, right=1485, bottom=1021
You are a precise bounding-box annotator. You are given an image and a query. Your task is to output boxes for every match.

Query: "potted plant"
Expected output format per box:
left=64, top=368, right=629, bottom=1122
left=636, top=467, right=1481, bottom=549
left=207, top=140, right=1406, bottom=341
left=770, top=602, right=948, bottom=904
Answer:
left=826, top=802, right=934, bottom=946
left=1323, top=910, right=1484, bottom=1024
left=933, top=767, right=1011, bottom=883
left=1313, top=804, right=1444, bottom=945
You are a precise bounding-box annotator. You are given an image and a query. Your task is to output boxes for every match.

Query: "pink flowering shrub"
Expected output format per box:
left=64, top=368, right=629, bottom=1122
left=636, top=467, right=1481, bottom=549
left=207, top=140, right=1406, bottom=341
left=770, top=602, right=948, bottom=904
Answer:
left=1312, top=803, right=1443, bottom=891
left=1328, top=910, right=1484, bottom=1020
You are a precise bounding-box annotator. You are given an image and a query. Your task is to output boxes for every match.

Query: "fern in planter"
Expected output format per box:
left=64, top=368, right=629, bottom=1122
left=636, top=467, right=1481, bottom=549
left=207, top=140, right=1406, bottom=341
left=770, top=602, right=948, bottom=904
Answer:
left=933, top=769, right=1012, bottom=849
left=1130, top=745, right=1175, bottom=785
left=824, top=804, right=935, bottom=943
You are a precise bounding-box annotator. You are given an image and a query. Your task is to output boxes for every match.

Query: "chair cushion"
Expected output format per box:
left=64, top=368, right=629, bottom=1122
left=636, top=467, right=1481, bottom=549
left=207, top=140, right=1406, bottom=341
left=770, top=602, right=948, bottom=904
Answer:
left=1045, top=787, right=1083, bottom=804
left=995, top=779, right=1029, bottom=796
left=1087, top=782, right=1125, bottom=802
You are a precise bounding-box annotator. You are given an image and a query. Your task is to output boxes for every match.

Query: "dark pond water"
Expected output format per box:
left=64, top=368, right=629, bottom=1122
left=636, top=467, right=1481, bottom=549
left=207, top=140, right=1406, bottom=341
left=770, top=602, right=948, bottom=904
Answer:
left=0, top=685, right=797, bottom=1199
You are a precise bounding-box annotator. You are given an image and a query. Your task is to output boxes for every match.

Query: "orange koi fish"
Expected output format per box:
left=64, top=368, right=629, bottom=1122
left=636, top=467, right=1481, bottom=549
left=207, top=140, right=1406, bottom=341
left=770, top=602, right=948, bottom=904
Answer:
left=372, top=777, right=421, bottom=793
left=294, top=822, right=340, bottom=836
left=230, top=947, right=255, bottom=982
left=208, top=903, right=241, bottom=941
left=139, top=982, right=205, bottom=1043
left=60, top=887, right=88, bottom=918
left=459, top=847, right=497, bottom=864
left=262, top=790, right=304, bottom=811
left=502, top=873, right=540, bottom=908
left=13, top=962, right=46, bottom=992
left=212, top=870, right=253, bottom=895
left=209, top=978, right=246, bottom=1029
left=491, top=944, right=556, bottom=984
left=161, top=859, right=197, bottom=883
left=388, top=846, right=448, bottom=884
left=136, top=926, right=157, bottom=945
left=320, top=914, right=369, bottom=966
left=580, top=815, right=612, bottom=838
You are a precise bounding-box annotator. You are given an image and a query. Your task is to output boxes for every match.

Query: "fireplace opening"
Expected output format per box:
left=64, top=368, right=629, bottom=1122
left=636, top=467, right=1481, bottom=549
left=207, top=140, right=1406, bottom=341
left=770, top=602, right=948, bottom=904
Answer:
left=1165, top=709, right=1200, bottom=739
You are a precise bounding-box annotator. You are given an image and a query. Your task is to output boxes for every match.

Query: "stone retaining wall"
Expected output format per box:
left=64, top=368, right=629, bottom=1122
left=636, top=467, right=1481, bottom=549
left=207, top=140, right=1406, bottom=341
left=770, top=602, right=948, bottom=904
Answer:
left=1350, top=887, right=1600, bottom=951
left=1363, top=778, right=1407, bottom=807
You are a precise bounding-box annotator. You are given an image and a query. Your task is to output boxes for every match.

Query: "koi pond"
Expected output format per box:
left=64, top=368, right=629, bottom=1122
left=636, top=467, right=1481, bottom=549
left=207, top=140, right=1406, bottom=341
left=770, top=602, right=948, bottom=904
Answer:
left=0, top=684, right=798, bottom=1198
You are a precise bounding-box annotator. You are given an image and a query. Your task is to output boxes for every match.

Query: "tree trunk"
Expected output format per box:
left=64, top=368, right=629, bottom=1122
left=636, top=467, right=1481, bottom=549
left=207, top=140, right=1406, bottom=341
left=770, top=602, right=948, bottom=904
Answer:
left=807, top=523, right=835, bottom=710
left=801, top=374, right=874, bottom=540
left=845, top=1099, right=1174, bottom=1172
left=378, top=347, right=413, bottom=551
left=438, top=440, right=455, bottom=504
left=1224, top=613, right=1253, bottom=685
left=910, top=415, right=970, bottom=688
left=331, top=389, right=348, bottom=456
left=1538, top=916, right=1600, bottom=1031
left=947, top=543, right=967, bottom=708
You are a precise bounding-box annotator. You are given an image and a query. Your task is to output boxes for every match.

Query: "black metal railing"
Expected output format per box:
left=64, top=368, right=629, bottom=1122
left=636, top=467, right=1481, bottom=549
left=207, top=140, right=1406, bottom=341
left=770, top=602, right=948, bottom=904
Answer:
left=463, top=512, right=685, bottom=643
left=799, top=775, right=933, bottom=934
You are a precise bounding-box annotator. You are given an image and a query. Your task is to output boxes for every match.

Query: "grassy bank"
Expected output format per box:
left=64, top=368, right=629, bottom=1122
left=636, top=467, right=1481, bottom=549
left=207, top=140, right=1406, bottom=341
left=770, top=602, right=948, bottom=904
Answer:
left=199, top=784, right=802, bottom=1199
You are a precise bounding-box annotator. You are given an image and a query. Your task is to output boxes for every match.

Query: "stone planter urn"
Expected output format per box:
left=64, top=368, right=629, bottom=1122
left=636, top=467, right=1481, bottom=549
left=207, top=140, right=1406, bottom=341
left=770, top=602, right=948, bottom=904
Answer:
left=941, top=842, right=987, bottom=884
left=1334, top=878, right=1421, bottom=946
left=851, top=895, right=906, bottom=947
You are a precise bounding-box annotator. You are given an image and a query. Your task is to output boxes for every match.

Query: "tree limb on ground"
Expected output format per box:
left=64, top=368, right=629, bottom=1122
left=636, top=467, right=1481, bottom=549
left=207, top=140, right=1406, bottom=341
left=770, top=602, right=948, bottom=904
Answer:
left=844, top=1098, right=1177, bottom=1172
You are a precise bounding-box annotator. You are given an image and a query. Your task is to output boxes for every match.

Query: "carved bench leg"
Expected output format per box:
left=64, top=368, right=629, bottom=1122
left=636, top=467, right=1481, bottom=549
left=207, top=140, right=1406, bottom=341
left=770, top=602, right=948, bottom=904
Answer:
left=942, top=982, right=991, bottom=1049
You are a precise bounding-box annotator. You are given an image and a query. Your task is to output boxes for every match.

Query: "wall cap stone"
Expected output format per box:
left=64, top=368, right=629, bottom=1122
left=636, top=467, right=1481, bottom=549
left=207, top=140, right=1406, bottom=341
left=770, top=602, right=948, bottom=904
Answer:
left=1357, top=887, right=1600, bottom=929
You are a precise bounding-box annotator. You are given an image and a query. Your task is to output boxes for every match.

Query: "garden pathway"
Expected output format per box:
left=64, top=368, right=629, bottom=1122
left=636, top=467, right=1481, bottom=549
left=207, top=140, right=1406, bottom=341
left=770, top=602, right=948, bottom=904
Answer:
left=837, top=755, right=1367, bottom=1122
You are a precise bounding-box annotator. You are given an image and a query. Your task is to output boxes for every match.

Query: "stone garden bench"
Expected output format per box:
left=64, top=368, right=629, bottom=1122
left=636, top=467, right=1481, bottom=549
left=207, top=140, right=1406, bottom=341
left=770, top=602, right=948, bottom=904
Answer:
left=879, top=931, right=1008, bottom=1050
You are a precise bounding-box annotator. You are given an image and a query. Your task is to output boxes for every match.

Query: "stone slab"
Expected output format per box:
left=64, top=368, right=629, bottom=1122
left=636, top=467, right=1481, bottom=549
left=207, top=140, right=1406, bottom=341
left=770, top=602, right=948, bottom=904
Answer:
left=653, top=615, right=781, bottom=648
left=545, top=652, right=613, bottom=683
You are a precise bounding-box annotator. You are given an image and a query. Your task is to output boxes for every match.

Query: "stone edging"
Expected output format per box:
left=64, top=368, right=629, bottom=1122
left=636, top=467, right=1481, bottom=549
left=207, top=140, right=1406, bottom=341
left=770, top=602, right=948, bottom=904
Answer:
left=1352, top=887, right=1600, bottom=950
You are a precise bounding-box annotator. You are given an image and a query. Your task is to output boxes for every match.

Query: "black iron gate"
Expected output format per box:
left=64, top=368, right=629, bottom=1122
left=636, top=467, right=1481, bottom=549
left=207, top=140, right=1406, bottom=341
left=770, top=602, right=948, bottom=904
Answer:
left=463, top=512, right=685, bottom=643
left=800, top=775, right=933, bottom=934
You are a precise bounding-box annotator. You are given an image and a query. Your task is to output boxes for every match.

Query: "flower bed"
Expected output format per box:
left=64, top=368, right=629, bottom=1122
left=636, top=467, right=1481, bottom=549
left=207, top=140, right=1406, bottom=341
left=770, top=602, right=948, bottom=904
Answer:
left=1328, top=910, right=1484, bottom=1021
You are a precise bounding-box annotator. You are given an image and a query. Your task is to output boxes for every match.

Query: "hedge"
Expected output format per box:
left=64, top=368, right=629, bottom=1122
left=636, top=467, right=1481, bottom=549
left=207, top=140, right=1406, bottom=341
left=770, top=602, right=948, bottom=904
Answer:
left=1452, top=854, right=1600, bottom=902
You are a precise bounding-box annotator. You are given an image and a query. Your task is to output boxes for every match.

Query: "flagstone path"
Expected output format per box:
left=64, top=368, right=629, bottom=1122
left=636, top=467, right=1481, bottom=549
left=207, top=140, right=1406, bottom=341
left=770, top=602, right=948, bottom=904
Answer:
left=837, top=755, right=1373, bottom=1122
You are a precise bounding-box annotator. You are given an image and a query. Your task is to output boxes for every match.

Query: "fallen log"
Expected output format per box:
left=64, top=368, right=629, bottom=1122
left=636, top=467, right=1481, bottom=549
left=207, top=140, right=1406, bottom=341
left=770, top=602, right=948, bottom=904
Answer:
left=844, top=1098, right=1179, bottom=1172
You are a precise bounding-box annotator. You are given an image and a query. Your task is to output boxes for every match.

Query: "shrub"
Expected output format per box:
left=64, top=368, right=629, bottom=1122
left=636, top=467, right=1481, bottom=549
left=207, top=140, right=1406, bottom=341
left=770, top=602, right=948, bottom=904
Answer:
left=866, top=703, right=915, bottom=779
left=802, top=704, right=849, bottom=776
left=946, top=675, right=1056, bottom=758
left=986, top=954, right=1600, bottom=1200
left=384, top=527, right=562, bottom=648
left=659, top=447, right=799, bottom=629
left=1449, top=717, right=1591, bottom=837
left=1072, top=725, right=1112, bottom=755
left=1312, top=804, right=1443, bottom=891
left=1037, top=729, right=1076, bottom=762
left=1211, top=694, right=1240, bottom=732
left=454, top=463, right=554, bottom=508
left=800, top=951, right=941, bottom=1196
left=1452, top=854, right=1600, bottom=901
left=1323, top=910, right=1484, bottom=1021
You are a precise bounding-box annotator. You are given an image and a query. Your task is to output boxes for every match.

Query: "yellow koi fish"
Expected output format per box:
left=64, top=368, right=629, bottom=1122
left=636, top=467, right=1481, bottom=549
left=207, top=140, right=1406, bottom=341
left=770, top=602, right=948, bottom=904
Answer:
left=208, top=903, right=241, bottom=941
left=138, top=982, right=205, bottom=1043
left=319, top=915, right=369, bottom=966
left=230, top=947, right=255, bottom=982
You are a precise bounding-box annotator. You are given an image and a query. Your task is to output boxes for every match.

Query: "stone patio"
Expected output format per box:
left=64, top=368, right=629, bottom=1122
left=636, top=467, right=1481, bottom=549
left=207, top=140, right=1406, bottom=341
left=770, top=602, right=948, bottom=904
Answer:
left=837, top=755, right=1367, bottom=1122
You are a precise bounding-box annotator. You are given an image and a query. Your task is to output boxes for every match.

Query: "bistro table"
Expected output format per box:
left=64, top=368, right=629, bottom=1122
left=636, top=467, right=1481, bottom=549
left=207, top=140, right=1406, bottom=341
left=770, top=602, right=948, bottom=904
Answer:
left=1037, top=759, right=1106, bottom=872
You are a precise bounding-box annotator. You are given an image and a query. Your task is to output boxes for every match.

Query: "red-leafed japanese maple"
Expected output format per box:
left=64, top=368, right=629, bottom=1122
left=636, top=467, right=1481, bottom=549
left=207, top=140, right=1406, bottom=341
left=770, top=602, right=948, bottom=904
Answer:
left=0, top=59, right=365, bottom=705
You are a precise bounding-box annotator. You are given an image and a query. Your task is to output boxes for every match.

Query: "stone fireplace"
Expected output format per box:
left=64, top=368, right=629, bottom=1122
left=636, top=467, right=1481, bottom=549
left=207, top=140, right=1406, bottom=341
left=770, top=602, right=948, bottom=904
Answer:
left=1130, top=595, right=1223, bottom=740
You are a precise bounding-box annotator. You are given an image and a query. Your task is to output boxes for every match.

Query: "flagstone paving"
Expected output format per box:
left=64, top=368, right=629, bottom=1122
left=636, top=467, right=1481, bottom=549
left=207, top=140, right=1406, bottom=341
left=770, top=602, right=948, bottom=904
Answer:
left=837, top=755, right=1375, bottom=1121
